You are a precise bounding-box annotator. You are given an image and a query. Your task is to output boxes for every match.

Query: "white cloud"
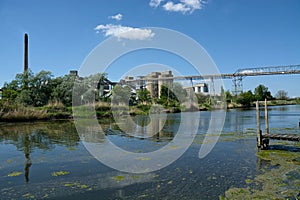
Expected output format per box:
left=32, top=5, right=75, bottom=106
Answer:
left=149, top=0, right=164, bottom=7
left=109, top=13, right=123, bottom=21
left=152, top=0, right=205, bottom=14
left=180, top=0, right=203, bottom=10
left=163, top=1, right=190, bottom=13
left=94, top=24, right=155, bottom=40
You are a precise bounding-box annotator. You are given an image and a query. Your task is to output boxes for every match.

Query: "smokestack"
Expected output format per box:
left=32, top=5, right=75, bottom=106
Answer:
left=24, top=33, right=28, bottom=73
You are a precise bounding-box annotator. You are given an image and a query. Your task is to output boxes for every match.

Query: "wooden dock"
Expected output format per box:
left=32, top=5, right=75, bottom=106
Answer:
left=256, top=99, right=300, bottom=150
left=262, top=134, right=300, bottom=142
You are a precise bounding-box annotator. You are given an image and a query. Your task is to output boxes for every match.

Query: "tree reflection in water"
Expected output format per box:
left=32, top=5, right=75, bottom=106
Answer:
left=0, top=121, right=79, bottom=182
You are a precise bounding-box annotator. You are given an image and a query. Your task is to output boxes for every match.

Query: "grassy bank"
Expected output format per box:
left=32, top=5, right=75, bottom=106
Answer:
left=0, top=101, right=184, bottom=122
left=1, top=99, right=299, bottom=122
left=227, top=99, right=300, bottom=109
left=0, top=101, right=71, bottom=122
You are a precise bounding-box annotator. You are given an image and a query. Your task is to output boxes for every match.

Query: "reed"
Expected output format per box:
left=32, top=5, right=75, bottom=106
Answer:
left=0, top=103, right=49, bottom=121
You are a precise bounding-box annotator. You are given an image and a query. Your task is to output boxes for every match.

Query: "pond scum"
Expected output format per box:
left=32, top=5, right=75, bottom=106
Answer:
left=220, top=142, right=300, bottom=200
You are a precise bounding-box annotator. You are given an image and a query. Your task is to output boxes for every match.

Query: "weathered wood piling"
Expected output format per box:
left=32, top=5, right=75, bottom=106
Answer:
left=256, top=99, right=300, bottom=150
left=256, top=101, right=262, bottom=148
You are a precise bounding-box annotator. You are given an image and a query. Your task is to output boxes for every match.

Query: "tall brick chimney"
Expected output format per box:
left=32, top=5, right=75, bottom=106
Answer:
left=24, top=33, right=28, bottom=74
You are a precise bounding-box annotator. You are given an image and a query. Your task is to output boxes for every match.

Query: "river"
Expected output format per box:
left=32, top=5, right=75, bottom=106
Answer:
left=0, top=105, right=299, bottom=199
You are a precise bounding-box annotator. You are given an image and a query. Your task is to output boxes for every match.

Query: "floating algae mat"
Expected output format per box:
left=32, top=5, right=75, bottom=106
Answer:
left=220, top=148, right=300, bottom=200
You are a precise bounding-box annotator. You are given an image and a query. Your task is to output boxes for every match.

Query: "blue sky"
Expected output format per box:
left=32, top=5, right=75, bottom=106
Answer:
left=0, top=0, right=299, bottom=97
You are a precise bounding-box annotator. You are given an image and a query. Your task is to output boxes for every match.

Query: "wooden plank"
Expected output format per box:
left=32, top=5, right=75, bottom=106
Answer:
left=262, top=133, right=300, bottom=141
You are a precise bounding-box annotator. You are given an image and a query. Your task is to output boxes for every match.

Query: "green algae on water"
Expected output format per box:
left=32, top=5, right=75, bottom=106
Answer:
left=112, top=175, right=125, bottom=182
left=8, top=171, right=22, bottom=177
left=220, top=148, right=300, bottom=200
left=52, top=171, right=70, bottom=177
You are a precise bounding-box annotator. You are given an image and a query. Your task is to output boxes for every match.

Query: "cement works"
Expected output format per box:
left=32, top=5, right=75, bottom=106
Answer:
left=121, top=64, right=300, bottom=95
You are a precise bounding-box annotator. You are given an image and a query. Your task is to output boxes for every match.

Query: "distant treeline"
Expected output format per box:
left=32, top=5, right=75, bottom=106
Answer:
left=0, top=69, right=298, bottom=117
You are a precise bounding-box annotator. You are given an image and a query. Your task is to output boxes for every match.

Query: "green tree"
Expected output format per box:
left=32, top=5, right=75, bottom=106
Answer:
left=159, top=83, right=187, bottom=107
left=111, top=85, right=132, bottom=105
left=16, top=70, right=53, bottom=106
left=31, top=70, right=53, bottom=106
left=196, top=93, right=210, bottom=105
left=15, top=70, right=34, bottom=90
left=225, top=90, right=233, bottom=103
left=172, top=82, right=187, bottom=102
left=254, top=84, right=272, bottom=101
left=3, top=70, right=53, bottom=106
left=137, top=88, right=151, bottom=105
left=275, top=90, right=288, bottom=100
left=1, top=88, right=19, bottom=101
left=51, top=74, right=76, bottom=106
left=236, top=90, right=255, bottom=107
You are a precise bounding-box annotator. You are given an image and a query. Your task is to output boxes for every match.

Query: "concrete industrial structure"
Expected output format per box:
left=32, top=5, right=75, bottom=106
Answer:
left=146, top=71, right=173, bottom=99
left=121, top=71, right=211, bottom=98
left=184, top=83, right=209, bottom=94
left=122, top=64, right=300, bottom=96
left=120, top=71, right=174, bottom=99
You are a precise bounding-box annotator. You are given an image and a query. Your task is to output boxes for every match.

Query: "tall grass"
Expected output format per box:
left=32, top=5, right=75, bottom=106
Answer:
left=0, top=101, right=48, bottom=121
left=44, top=100, right=72, bottom=119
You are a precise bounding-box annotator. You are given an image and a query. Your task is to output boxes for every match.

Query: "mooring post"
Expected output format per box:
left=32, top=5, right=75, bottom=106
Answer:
left=256, top=101, right=262, bottom=148
left=264, top=99, right=269, bottom=134
left=262, top=99, right=270, bottom=149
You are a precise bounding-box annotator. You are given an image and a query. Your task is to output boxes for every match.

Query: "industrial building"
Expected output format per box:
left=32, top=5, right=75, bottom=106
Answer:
left=184, top=83, right=209, bottom=94
left=146, top=71, right=173, bottom=99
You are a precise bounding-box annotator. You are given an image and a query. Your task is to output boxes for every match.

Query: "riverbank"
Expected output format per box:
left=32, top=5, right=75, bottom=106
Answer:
left=227, top=99, right=300, bottom=109
left=0, top=102, right=182, bottom=122
left=1, top=99, right=299, bottom=122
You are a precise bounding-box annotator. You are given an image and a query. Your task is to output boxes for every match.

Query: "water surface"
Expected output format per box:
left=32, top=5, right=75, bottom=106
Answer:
left=0, top=105, right=299, bottom=199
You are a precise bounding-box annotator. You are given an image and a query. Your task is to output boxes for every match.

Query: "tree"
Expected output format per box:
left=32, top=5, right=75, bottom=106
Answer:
left=1, top=89, right=19, bottom=101
left=159, top=83, right=187, bottom=107
left=275, top=90, right=288, bottom=100
left=137, top=88, right=151, bottom=105
left=196, top=93, right=210, bottom=105
left=3, top=70, right=54, bottom=106
left=236, top=90, right=255, bottom=107
left=225, top=90, right=233, bottom=104
left=254, top=84, right=272, bottom=101
left=29, top=70, right=53, bottom=106
left=18, top=71, right=53, bottom=106
left=111, top=85, right=132, bottom=106
left=51, top=74, right=76, bottom=106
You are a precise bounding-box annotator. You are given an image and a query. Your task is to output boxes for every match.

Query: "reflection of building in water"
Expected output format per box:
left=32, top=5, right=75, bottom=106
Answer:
left=109, top=115, right=174, bottom=141
left=133, top=115, right=175, bottom=141
left=79, top=125, right=105, bottom=143
left=146, top=115, right=162, bottom=138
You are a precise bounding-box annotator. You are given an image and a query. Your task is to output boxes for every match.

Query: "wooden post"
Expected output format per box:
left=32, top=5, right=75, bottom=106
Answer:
left=265, top=99, right=269, bottom=134
left=256, top=101, right=261, bottom=148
